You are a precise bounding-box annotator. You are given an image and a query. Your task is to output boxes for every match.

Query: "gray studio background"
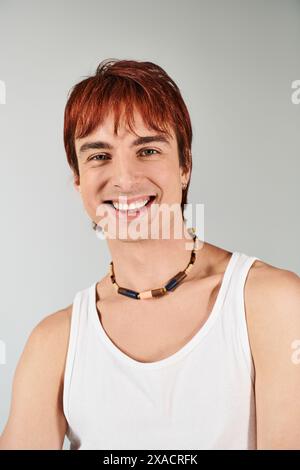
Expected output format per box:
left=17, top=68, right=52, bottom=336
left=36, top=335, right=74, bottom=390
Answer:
left=0, top=0, right=299, bottom=448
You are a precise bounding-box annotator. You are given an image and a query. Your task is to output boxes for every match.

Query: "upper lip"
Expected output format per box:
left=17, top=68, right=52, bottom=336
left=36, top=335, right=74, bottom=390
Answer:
left=104, top=195, right=156, bottom=204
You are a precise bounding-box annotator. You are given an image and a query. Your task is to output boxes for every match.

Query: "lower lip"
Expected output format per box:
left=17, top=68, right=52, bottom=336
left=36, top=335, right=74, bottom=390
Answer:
left=109, top=197, right=156, bottom=220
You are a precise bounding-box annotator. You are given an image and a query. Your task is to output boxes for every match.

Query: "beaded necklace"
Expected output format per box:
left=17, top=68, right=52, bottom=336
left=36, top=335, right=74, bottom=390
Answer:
left=109, top=229, right=199, bottom=300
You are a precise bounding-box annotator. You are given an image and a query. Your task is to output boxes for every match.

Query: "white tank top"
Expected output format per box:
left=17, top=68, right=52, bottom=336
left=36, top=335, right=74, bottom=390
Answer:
left=63, top=251, right=259, bottom=450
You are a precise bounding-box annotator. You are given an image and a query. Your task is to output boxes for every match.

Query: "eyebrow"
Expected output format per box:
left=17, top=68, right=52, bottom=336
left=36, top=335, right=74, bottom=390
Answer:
left=78, top=134, right=170, bottom=155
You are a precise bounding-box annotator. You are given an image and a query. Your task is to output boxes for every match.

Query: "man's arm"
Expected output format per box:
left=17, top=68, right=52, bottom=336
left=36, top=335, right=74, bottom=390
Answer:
left=0, top=307, right=72, bottom=450
left=246, top=265, right=300, bottom=449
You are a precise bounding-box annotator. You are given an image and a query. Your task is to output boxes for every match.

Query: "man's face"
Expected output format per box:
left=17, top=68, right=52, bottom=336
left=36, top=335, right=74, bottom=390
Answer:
left=74, top=109, right=189, bottom=237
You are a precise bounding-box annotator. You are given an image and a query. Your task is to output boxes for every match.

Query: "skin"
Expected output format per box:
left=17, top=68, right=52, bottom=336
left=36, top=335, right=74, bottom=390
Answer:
left=0, top=110, right=299, bottom=449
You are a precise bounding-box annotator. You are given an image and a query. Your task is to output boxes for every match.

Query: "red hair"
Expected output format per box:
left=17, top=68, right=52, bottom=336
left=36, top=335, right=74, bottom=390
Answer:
left=64, top=58, right=193, bottom=218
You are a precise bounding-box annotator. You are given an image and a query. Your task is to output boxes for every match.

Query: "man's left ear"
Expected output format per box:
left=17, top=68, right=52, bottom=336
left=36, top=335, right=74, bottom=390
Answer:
left=180, top=168, right=191, bottom=189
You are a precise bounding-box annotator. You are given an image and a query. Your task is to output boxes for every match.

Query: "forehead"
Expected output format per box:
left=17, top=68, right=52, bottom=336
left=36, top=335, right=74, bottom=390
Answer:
left=75, top=109, right=176, bottom=150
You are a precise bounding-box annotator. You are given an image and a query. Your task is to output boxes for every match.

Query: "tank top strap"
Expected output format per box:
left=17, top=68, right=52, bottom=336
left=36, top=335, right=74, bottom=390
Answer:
left=224, top=252, right=260, bottom=301
left=222, top=252, right=261, bottom=381
left=63, top=287, right=89, bottom=425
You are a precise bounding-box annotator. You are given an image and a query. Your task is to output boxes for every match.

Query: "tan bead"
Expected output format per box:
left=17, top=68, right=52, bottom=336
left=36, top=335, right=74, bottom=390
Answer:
left=185, top=264, right=194, bottom=274
left=195, top=238, right=204, bottom=251
left=139, top=290, right=153, bottom=299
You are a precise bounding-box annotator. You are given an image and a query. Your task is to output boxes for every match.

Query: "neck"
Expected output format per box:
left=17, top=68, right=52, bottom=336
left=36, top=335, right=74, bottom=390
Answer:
left=106, top=224, right=197, bottom=293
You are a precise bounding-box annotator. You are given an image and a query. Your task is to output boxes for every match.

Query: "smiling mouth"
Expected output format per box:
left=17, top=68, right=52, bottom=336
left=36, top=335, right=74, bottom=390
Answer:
left=103, top=195, right=156, bottom=213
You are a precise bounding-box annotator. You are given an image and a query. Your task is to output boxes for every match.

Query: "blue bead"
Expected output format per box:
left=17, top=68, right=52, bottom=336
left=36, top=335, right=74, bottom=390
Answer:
left=165, top=278, right=178, bottom=291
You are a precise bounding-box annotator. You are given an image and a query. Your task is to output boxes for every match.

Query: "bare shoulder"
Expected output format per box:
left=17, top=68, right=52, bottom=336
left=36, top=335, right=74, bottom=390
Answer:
left=245, top=257, right=300, bottom=321
left=244, top=259, right=300, bottom=449
left=0, top=303, right=74, bottom=449
left=244, top=256, right=300, bottom=376
left=24, top=303, right=73, bottom=372
left=33, top=303, right=73, bottom=347
left=245, top=258, right=300, bottom=346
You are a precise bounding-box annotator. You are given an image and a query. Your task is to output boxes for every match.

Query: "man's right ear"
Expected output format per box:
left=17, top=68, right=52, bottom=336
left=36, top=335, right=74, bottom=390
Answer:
left=73, top=177, right=81, bottom=193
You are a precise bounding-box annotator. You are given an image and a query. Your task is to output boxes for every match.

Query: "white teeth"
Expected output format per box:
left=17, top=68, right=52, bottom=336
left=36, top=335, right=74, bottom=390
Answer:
left=112, top=198, right=150, bottom=211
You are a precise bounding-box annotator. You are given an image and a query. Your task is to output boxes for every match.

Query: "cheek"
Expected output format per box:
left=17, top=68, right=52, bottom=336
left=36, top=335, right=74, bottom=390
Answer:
left=80, top=194, right=97, bottom=221
left=157, top=164, right=182, bottom=193
left=155, top=160, right=180, bottom=182
left=79, top=181, right=102, bottom=220
left=79, top=168, right=104, bottom=196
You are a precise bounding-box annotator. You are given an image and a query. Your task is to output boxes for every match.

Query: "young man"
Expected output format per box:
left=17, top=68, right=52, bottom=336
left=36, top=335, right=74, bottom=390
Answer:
left=0, top=59, right=299, bottom=450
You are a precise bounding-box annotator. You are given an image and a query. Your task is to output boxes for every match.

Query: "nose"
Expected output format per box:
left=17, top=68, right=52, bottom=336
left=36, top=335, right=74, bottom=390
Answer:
left=111, top=153, right=141, bottom=191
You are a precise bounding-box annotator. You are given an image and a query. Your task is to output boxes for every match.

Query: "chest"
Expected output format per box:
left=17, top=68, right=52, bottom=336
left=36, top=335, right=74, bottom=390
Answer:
left=95, top=277, right=222, bottom=363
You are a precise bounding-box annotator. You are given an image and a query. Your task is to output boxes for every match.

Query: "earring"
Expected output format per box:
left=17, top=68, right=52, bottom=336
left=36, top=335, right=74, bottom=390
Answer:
left=182, top=182, right=187, bottom=190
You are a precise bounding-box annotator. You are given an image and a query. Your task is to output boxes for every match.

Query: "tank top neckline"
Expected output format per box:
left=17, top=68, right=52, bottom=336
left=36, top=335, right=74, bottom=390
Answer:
left=89, top=251, right=240, bottom=370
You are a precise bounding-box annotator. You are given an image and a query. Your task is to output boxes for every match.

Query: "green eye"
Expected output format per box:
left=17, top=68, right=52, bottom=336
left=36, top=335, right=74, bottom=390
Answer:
left=139, top=148, right=159, bottom=156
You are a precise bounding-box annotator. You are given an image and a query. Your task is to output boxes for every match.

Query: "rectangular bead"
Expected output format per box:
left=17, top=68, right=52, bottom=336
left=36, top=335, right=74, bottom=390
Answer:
left=151, top=288, right=166, bottom=298
left=118, top=287, right=139, bottom=299
left=165, top=271, right=187, bottom=291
